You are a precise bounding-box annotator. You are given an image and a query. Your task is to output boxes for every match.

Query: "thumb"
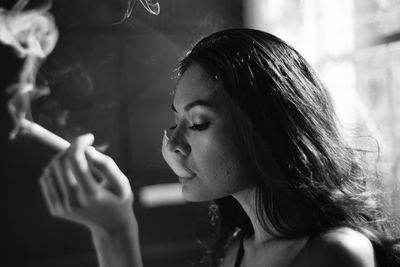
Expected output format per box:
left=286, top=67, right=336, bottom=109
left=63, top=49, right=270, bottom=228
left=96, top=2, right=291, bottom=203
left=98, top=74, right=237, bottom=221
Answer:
left=85, top=149, right=132, bottom=198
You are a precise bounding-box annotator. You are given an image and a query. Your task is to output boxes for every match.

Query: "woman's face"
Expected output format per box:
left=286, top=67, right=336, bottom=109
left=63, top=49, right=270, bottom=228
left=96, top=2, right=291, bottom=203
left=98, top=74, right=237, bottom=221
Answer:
left=162, top=64, right=253, bottom=201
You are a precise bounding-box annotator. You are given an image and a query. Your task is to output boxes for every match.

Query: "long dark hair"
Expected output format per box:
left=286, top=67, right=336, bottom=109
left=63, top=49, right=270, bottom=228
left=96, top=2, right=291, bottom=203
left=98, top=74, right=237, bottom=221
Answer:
left=178, top=28, right=400, bottom=267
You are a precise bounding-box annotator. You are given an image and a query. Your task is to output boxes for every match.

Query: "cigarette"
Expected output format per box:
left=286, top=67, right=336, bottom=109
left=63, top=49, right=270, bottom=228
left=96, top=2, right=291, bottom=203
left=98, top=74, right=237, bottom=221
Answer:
left=20, top=118, right=70, bottom=151
left=19, top=118, right=105, bottom=185
left=19, top=118, right=102, bottom=158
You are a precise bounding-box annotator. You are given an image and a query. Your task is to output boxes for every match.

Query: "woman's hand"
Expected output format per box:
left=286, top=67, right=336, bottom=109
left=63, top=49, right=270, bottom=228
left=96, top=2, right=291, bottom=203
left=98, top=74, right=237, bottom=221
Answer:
left=39, top=134, right=136, bottom=236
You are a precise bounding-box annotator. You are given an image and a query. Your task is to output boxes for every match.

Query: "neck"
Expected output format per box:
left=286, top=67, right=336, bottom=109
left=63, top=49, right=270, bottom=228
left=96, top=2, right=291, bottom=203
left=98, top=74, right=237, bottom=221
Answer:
left=232, top=186, right=276, bottom=246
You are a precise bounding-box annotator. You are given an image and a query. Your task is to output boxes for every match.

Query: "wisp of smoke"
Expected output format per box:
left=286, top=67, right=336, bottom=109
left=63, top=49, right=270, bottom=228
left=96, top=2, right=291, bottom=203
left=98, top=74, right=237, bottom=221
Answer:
left=0, top=0, right=58, bottom=139
left=0, top=0, right=160, bottom=150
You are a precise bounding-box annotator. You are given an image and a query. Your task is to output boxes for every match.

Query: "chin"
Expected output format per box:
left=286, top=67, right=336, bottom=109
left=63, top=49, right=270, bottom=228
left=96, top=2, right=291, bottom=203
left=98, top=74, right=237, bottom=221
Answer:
left=182, top=188, right=208, bottom=202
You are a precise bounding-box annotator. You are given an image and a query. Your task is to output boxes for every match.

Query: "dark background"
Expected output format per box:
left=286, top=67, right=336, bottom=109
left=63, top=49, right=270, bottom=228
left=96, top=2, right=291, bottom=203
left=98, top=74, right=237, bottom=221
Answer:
left=0, top=0, right=243, bottom=266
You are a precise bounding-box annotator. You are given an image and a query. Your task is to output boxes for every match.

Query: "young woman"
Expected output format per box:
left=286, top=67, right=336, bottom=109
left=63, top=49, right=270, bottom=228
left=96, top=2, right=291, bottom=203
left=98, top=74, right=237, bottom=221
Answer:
left=39, top=29, right=400, bottom=267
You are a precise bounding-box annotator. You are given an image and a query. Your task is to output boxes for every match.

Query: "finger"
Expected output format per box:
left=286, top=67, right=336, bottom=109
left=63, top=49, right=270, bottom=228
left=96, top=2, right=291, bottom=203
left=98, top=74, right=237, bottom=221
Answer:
left=87, top=157, right=108, bottom=185
left=87, top=154, right=120, bottom=195
left=86, top=148, right=121, bottom=181
left=54, top=153, right=79, bottom=189
left=86, top=148, right=131, bottom=196
left=64, top=159, right=85, bottom=209
left=68, top=156, right=97, bottom=196
left=48, top=175, right=64, bottom=215
left=67, top=134, right=98, bottom=194
left=39, top=174, right=56, bottom=215
left=42, top=172, right=63, bottom=216
left=63, top=159, right=79, bottom=187
left=51, top=159, right=71, bottom=211
left=85, top=150, right=106, bottom=184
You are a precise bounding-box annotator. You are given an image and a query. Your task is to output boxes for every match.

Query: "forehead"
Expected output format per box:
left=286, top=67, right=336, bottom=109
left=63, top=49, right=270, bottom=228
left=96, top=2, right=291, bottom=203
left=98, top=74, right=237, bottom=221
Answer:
left=174, top=64, right=217, bottom=108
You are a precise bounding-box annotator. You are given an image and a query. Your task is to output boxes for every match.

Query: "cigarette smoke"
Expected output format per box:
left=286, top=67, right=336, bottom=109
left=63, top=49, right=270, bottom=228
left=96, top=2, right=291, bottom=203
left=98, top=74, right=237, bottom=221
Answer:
left=139, top=0, right=160, bottom=16
left=1, top=0, right=160, bottom=141
left=0, top=0, right=58, bottom=139
left=117, top=0, right=160, bottom=23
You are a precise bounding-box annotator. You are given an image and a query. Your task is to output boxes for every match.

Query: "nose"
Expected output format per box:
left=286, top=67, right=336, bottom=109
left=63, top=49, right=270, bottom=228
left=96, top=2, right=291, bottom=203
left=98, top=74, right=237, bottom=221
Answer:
left=166, top=128, right=191, bottom=157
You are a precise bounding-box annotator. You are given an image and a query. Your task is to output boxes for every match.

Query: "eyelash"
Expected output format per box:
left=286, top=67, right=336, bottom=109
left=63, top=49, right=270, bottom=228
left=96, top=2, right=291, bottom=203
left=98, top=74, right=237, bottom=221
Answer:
left=169, top=122, right=210, bottom=131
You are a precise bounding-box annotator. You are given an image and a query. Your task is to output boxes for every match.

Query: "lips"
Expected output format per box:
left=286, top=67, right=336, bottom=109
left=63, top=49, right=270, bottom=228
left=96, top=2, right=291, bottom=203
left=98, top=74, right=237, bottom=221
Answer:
left=179, top=174, right=196, bottom=183
left=178, top=168, right=196, bottom=178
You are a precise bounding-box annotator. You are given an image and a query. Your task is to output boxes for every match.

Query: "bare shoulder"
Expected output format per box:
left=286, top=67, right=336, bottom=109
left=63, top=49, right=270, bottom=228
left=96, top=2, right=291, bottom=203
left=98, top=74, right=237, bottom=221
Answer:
left=292, top=227, right=376, bottom=267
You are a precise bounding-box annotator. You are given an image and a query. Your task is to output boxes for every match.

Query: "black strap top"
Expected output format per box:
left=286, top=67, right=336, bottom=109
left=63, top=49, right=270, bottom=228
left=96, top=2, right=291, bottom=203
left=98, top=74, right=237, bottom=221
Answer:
left=232, top=231, right=320, bottom=267
left=233, top=233, right=245, bottom=267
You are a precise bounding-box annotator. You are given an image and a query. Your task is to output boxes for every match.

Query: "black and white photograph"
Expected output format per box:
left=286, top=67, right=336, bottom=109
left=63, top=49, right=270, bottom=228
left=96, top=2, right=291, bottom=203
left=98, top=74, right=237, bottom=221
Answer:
left=1, top=0, right=400, bottom=266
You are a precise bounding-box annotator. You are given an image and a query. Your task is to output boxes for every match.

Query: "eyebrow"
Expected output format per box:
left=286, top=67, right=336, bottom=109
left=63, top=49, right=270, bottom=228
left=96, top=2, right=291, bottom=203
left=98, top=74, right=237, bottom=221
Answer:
left=171, top=99, right=216, bottom=113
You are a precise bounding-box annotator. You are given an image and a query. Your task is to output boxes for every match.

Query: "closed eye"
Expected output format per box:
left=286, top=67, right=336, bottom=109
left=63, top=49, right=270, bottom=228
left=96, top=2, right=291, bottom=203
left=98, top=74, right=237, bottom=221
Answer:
left=169, top=122, right=210, bottom=131
left=189, top=122, right=210, bottom=131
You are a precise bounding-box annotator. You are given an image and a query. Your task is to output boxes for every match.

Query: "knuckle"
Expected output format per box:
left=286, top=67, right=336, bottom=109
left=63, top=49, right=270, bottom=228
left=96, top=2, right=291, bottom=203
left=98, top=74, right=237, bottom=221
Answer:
left=94, top=191, right=103, bottom=201
left=83, top=189, right=102, bottom=203
left=72, top=196, right=87, bottom=210
left=69, top=198, right=81, bottom=210
left=52, top=205, right=63, bottom=216
left=69, top=190, right=83, bottom=209
left=63, top=204, right=71, bottom=213
left=50, top=209, right=57, bottom=217
left=89, top=190, right=101, bottom=201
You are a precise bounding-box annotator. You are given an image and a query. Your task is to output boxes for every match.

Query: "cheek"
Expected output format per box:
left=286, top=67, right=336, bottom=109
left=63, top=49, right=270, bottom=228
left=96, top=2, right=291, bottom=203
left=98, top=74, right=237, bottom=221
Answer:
left=190, top=131, right=250, bottom=197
